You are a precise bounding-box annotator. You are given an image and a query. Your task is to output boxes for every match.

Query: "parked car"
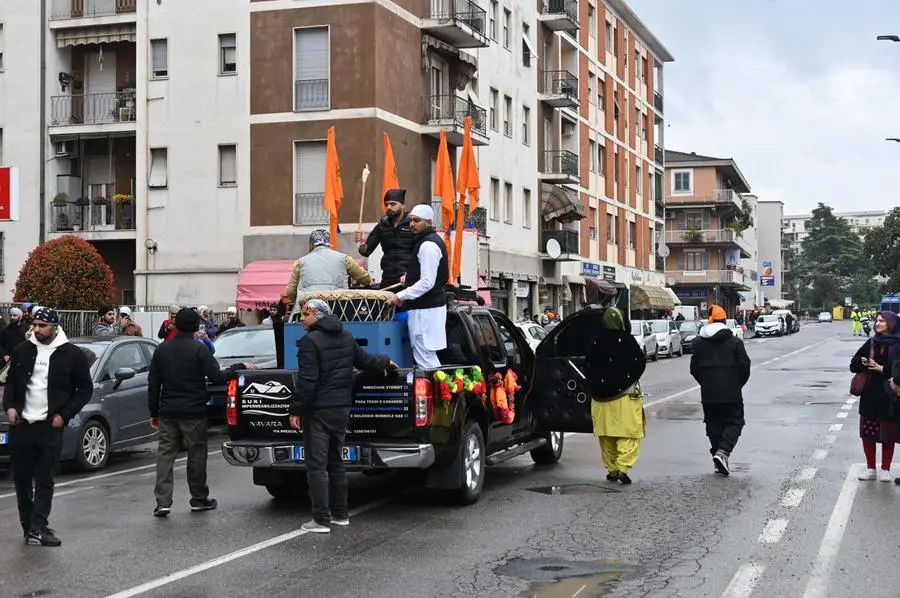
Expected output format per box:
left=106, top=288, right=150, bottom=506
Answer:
left=0, top=336, right=158, bottom=472
left=818, top=311, right=833, bottom=323
left=773, top=310, right=799, bottom=334
left=631, top=320, right=658, bottom=361
left=208, top=325, right=277, bottom=421
left=755, top=314, right=784, bottom=337
left=676, top=320, right=702, bottom=353
left=515, top=321, right=548, bottom=352
left=649, top=319, right=683, bottom=358
left=725, top=319, right=744, bottom=340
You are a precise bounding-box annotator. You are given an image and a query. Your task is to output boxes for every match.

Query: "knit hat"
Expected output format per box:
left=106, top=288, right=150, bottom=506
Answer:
left=383, top=188, right=407, bottom=205
left=309, top=229, right=330, bottom=248
left=98, top=305, right=114, bottom=318
left=708, top=305, right=727, bottom=324
left=33, top=307, right=60, bottom=326
left=175, top=307, right=200, bottom=333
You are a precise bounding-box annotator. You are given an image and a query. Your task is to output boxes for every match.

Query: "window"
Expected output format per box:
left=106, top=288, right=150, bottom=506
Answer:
left=598, top=143, right=605, bottom=175
left=102, top=343, right=151, bottom=382
left=588, top=140, right=596, bottom=171
left=148, top=148, right=168, bottom=188
left=522, top=106, right=530, bottom=145
left=607, top=213, right=616, bottom=243
left=673, top=169, right=693, bottom=193
left=613, top=149, right=619, bottom=183
left=489, top=0, right=498, bottom=39
left=685, top=210, right=703, bottom=229
left=522, top=23, right=532, bottom=67
left=218, top=144, right=237, bottom=186
left=641, top=56, right=648, bottom=82
left=635, top=165, right=641, bottom=194
left=642, top=113, right=648, bottom=139
left=523, top=188, right=531, bottom=228
left=503, top=182, right=513, bottom=223
left=150, top=39, right=168, bottom=79
left=294, top=27, right=330, bottom=110
left=628, top=221, right=636, bottom=249
left=634, top=50, right=640, bottom=72
left=0, top=23, right=4, bottom=71
left=605, top=21, right=613, bottom=52
left=597, top=78, right=604, bottom=107
left=635, top=107, right=641, bottom=137
left=294, top=141, right=327, bottom=224
left=503, top=9, right=511, bottom=49
left=503, top=95, right=512, bottom=137
left=589, top=207, right=597, bottom=240
left=218, top=33, right=237, bottom=74
left=685, top=250, right=705, bottom=271
left=489, top=88, right=498, bottom=130
left=490, top=177, right=500, bottom=221
left=473, top=314, right=506, bottom=364
left=588, top=74, right=595, bottom=105
left=588, top=5, right=596, bottom=36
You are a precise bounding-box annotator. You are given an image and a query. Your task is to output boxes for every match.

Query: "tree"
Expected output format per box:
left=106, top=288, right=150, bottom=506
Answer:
left=863, top=206, right=900, bottom=292
left=797, top=203, right=865, bottom=308
left=14, top=235, right=115, bottom=310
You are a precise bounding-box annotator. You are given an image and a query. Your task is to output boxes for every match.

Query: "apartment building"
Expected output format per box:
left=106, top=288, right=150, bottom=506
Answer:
left=663, top=150, right=753, bottom=317
left=738, top=193, right=761, bottom=312
left=783, top=209, right=887, bottom=255
left=756, top=200, right=784, bottom=303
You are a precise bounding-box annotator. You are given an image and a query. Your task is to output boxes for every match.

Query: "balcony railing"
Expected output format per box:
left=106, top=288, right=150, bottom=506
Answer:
left=654, top=91, right=663, bottom=112
left=666, top=189, right=743, bottom=211
left=538, top=0, right=579, bottom=30
left=540, top=70, right=578, bottom=104
left=654, top=144, right=664, bottom=165
left=541, top=229, right=579, bottom=255
left=50, top=200, right=135, bottom=232
left=295, top=79, right=329, bottom=111
left=668, top=270, right=746, bottom=285
left=294, top=193, right=329, bottom=225
left=50, top=91, right=136, bottom=126
left=541, top=150, right=579, bottom=178
left=51, top=0, right=136, bottom=20
left=666, top=228, right=754, bottom=255
left=423, top=95, right=488, bottom=136
left=427, top=0, right=487, bottom=36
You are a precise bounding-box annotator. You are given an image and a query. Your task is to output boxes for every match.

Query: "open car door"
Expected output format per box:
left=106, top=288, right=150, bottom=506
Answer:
left=530, top=306, right=645, bottom=433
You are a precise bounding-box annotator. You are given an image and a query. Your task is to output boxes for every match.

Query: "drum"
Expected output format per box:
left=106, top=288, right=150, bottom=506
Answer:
left=297, top=289, right=396, bottom=322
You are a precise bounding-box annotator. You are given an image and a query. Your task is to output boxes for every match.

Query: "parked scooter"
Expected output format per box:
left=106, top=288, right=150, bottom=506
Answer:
left=861, top=316, right=872, bottom=336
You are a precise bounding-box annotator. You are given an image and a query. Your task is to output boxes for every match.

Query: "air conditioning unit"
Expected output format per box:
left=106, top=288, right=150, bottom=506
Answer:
left=54, top=141, right=76, bottom=157
left=665, top=212, right=676, bottom=219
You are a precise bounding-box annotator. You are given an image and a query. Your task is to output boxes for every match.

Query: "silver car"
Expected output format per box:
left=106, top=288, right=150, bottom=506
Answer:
left=631, top=321, right=659, bottom=361
left=649, top=320, right=683, bottom=358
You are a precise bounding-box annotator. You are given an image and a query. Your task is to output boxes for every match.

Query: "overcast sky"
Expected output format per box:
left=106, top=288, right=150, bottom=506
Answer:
left=628, top=0, right=900, bottom=215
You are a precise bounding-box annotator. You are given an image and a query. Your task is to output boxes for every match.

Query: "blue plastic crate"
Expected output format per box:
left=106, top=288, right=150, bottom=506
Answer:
left=284, top=321, right=414, bottom=370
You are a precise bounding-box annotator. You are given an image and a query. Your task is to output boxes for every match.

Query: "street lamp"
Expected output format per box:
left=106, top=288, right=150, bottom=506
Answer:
left=877, top=34, right=900, bottom=42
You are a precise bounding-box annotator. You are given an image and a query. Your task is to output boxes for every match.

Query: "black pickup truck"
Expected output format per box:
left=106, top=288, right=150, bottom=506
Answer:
left=221, top=302, right=638, bottom=505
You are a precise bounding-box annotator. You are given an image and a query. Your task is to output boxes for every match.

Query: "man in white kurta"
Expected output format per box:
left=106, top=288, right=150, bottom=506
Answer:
left=387, top=204, right=447, bottom=369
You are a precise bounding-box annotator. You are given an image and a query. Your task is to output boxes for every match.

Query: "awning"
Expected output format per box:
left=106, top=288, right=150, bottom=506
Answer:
left=57, top=24, right=137, bottom=47
left=585, top=278, right=619, bottom=305
left=477, top=275, right=492, bottom=306
left=664, top=287, right=682, bottom=306
left=630, top=284, right=675, bottom=311
left=736, top=293, right=747, bottom=302
left=768, top=299, right=794, bottom=309
left=235, top=260, right=296, bottom=310
left=541, top=183, right=586, bottom=223
left=522, top=33, right=538, bottom=60
left=465, top=84, right=484, bottom=109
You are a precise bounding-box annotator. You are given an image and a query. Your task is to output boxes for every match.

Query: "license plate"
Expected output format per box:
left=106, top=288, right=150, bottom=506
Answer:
left=0, top=433, right=7, bottom=445
left=293, top=445, right=358, bottom=463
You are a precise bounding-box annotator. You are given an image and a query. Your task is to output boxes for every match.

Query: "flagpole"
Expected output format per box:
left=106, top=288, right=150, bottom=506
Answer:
left=357, top=164, right=370, bottom=234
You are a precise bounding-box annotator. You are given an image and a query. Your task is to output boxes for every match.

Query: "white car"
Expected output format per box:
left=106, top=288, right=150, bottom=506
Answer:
left=725, top=319, right=744, bottom=340
left=649, top=319, right=683, bottom=358
left=631, top=321, right=658, bottom=361
left=755, top=314, right=783, bottom=337
left=515, top=321, right=547, bottom=352
left=818, top=311, right=833, bottom=323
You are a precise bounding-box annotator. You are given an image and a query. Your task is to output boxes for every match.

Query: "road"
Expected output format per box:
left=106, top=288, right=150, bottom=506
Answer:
left=0, top=320, right=888, bottom=598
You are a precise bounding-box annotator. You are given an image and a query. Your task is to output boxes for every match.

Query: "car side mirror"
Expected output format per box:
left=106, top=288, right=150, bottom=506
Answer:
left=113, top=367, right=136, bottom=389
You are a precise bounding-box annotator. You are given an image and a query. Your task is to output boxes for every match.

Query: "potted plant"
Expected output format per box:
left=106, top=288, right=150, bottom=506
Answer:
left=113, top=193, right=135, bottom=230
left=112, top=193, right=134, bottom=204
left=684, top=228, right=704, bottom=243
left=52, top=192, right=69, bottom=206
left=92, top=195, right=109, bottom=205
left=75, top=196, right=91, bottom=207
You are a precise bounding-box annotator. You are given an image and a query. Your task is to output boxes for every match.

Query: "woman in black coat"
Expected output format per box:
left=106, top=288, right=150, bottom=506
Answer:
left=850, top=311, right=900, bottom=482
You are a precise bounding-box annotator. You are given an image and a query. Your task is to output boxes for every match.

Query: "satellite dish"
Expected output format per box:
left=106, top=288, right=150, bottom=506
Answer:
left=657, top=244, right=670, bottom=258
left=546, top=238, right=562, bottom=260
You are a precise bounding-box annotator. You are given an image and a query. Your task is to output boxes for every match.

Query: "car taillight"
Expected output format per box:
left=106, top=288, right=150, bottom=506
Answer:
left=414, top=377, right=433, bottom=427
left=226, top=379, right=238, bottom=426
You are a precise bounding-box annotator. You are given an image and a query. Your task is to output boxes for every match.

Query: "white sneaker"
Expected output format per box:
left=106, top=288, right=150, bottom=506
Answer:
left=879, top=469, right=893, bottom=482
left=859, top=468, right=877, bottom=481
left=301, top=520, right=331, bottom=534
left=331, top=518, right=350, bottom=527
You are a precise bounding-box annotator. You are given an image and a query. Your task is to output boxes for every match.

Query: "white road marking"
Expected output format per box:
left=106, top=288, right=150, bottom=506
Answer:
left=104, top=492, right=401, bottom=598
left=721, top=563, right=765, bottom=598
left=53, top=486, right=94, bottom=498
left=813, top=449, right=828, bottom=460
left=801, top=464, right=865, bottom=598
left=836, top=412, right=849, bottom=419
left=758, top=518, right=789, bottom=544
left=845, top=398, right=856, bottom=405
left=840, top=404, right=852, bottom=410
left=828, top=424, right=843, bottom=431
left=781, top=488, right=807, bottom=508
left=823, top=435, right=837, bottom=445
left=572, top=584, right=587, bottom=597
left=797, top=467, right=818, bottom=482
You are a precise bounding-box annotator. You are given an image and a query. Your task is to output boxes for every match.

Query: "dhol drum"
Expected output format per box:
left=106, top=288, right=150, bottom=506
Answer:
left=296, top=289, right=396, bottom=322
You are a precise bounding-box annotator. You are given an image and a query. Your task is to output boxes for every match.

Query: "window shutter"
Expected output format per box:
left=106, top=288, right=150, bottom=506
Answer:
left=295, top=141, right=326, bottom=195
left=702, top=211, right=710, bottom=229
left=703, top=252, right=711, bottom=270
left=676, top=210, right=686, bottom=228
left=677, top=252, right=685, bottom=270
left=295, top=28, right=329, bottom=81
left=151, top=39, right=168, bottom=76
left=219, top=146, right=237, bottom=184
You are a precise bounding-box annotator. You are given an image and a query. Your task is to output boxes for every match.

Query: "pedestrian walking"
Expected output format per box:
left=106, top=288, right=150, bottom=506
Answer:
left=850, top=311, right=900, bottom=481
left=2, top=308, right=93, bottom=546
left=289, top=299, right=394, bottom=533
left=148, top=308, right=236, bottom=517
left=690, top=305, right=752, bottom=475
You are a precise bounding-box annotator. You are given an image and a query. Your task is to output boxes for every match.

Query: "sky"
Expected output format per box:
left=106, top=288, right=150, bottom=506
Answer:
left=627, top=0, right=900, bottom=215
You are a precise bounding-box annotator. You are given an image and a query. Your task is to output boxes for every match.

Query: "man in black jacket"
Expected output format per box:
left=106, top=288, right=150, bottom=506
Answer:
left=355, top=188, right=416, bottom=288
left=289, top=299, right=394, bottom=533
left=690, top=304, right=752, bottom=476
left=3, top=307, right=92, bottom=546
left=148, top=308, right=236, bottom=517
left=0, top=307, right=27, bottom=360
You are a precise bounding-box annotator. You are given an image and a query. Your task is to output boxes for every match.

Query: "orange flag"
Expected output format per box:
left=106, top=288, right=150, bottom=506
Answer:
left=324, top=126, right=344, bottom=248
left=382, top=132, right=400, bottom=207
left=451, top=116, right=481, bottom=284
left=434, top=130, right=456, bottom=249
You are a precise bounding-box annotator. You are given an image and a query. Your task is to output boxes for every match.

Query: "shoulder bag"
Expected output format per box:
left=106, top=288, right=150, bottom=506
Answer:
left=850, top=343, right=876, bottom=397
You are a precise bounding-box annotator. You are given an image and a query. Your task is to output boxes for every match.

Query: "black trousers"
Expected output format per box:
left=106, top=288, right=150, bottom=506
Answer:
left=702, top=403, right=745, bottom=456
left=9, top=421, right=64, bottom=535
left=304, top=408, right=351, bottom=525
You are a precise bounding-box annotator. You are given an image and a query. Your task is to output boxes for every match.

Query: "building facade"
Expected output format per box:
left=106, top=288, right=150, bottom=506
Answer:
left=756, top=199, right=784, bottom=303
left=783, top=209, right=888, bottom=255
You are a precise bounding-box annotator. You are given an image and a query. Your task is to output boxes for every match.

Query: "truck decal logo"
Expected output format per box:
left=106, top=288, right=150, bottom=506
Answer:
left=243, top=381, right=292, bottom=400
left=243, top=409, right=287, bottom=417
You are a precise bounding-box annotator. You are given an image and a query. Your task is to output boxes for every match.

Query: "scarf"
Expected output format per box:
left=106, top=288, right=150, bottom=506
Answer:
left=870, top=311, right=900, bottom=397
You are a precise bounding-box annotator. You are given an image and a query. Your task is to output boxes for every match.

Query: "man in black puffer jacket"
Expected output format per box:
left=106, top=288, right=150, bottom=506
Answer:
left=355, top=188, right=416, bottom=288
left=289, top=299, right=394, bottom=533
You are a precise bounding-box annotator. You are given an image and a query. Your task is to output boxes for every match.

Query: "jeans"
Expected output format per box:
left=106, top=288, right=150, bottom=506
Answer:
left=9, top=420, right=64, bottom=535
left=304, top=408, right=351, bottom=525
left=703, top=403, right=745, bottom=456
left=155, top=418, right=209, bottom=507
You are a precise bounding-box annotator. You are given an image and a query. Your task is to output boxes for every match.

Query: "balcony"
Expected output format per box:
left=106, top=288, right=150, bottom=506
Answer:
left=422, top=0, right=489, bottom=48
left=665, top=228, right=753, bottom=257
left=666, top=188, right=743, bottom=212
left=668, top=269, right=750, bottom=288
left=540, top=229, right=580, bottom=261
left=539, top=150, right=579, bottom=185
left=294, top=193, right=329, bottom=226
left=50, top=0, right=136, bottom=26
left=537, top=0, right=579, bottom=32
left=422, top=95, right=489, bottom=146
left=654, top=91, right=663, bottom=113
left=538, top=70, right=579, bottom=108
left=50, top=199, right=135, bottom=236
left=654, top=144, right=664, bottom=166
left=49, top=91, right=137, bottom=134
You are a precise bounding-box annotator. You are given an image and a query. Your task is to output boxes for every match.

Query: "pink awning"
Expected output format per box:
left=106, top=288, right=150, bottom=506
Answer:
left=235, top=260, right=295, bottom=310
left=477, top=276, right=492, bottom=306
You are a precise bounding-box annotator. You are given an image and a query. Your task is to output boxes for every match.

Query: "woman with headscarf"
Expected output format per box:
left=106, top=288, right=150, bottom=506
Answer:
left=850, top=311, right=900, bottom=481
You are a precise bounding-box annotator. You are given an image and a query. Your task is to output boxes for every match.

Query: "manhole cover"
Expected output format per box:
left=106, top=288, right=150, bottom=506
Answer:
left=527, top=484, right=621, bottom=495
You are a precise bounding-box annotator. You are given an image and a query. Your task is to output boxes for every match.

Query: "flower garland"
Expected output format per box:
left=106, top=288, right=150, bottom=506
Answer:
left=488, top=370, right=521, bottom=424
left=432, top=367, right=519, bottom=425
left=433, top=367, right=486, bottom=403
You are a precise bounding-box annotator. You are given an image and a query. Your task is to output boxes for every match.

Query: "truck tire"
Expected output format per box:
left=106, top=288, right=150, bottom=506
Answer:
left=530, top=431, right=564, bottom=465
left=451, top=421, right=486, bottom=506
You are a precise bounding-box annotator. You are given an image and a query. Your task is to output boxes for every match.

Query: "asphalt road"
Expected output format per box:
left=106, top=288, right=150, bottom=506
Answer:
left=0, top=319, right=887, bottom=598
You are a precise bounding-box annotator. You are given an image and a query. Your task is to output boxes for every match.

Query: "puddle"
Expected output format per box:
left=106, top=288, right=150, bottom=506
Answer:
left=496, top=558, right=635, bottom=598
left=525, top=572, right=620, bottom=597
left=527, top=484, right=621, bottom=495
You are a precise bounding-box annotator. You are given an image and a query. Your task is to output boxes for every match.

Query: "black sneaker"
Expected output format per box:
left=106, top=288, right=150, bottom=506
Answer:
left=190, top=498, right=217, bottom=512
left=616, top=472, right=633, bottom=485
left=606, top=472, right=618, bottom=482
left=713, top=451, right=730, bottom=476
left=153, top=506, right=171, bottom=518
left=26, top=529, right=61, bottom=547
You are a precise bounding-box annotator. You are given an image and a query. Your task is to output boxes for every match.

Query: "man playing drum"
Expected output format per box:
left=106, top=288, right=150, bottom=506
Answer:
left=355, top=189, right=416, bottom=289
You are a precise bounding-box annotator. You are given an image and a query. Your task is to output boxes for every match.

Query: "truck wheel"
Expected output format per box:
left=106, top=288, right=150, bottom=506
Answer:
left=265, top=475, right=309, bottom=500
left=452, top=421, right=485, bottom=506
left=530, top=431, right=564, bottom=465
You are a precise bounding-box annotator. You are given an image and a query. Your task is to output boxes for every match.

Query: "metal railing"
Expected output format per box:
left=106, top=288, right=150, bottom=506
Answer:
left=50, top=201, right=136, bottom=232
left=51, top=0, right=137, bottom=20
left=542, top=150, right=579, bottom=178
left=668, top=270, right=745, bottom=285
left=540, top=70, right=578, bottom=101
left=427, top=0, right=487, bottom=35
left=541, top=229, right=579, bottom=254
left=666, top=228, right=754, bottom=254
left=654, top=91, right=663, bottom=112
left=539, top=0, right=578, bottom=22
left=295, top=79, right=329, bottom=111
left=50, top=92, right=136, bottom=126
left=294, top=193, right=329, bottom=225
left=666, top=189, right=743, bottom=210
left=654, top=144, right=664, bottom=165
left=423, top=95, right=488, bottom=136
